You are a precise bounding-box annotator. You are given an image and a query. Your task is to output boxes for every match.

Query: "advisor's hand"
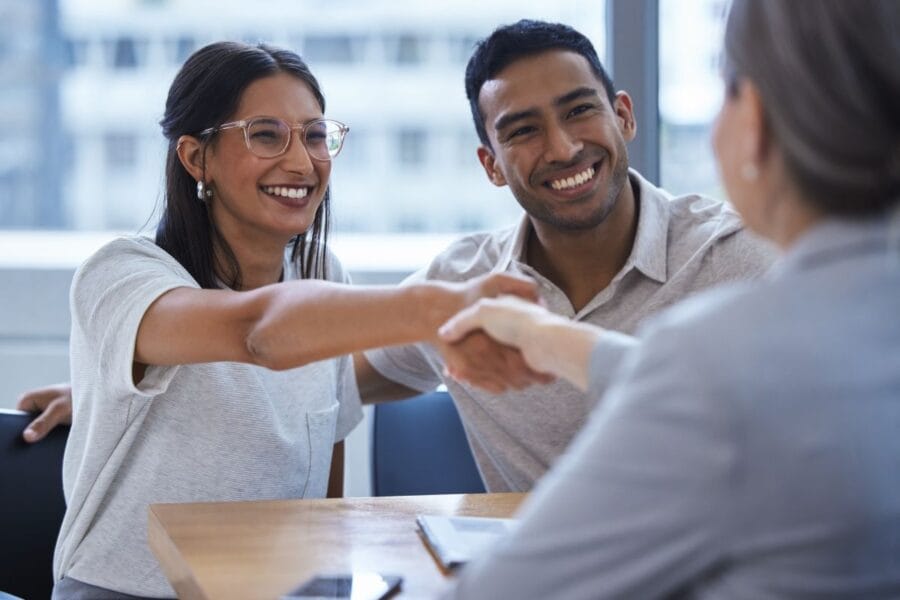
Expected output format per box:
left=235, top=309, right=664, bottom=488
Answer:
left=16, top=383, right=73, bottom=443
left=433, top=274, right=552, bottom=392
left=440, top=295, right=600, bottom=391
left=436, top=330, right=554, bottom=394
left=441, top=295, right=554, bottom=356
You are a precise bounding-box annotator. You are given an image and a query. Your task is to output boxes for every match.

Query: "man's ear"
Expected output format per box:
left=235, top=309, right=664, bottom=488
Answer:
left=477, top=145, right=507, bottom=187
left=176, top=135, right=206, bottom=183
left=613, top=91, right=637, bottom=143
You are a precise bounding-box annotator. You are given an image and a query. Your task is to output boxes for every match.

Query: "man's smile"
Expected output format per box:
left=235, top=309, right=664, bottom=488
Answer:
left=548, top=165, right=596, bottom=191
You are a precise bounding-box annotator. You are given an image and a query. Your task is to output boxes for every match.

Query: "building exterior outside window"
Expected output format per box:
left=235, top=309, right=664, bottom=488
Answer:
left=0, top=0, right=65, bottom=229
left=0, top=0, right=606, bottom=234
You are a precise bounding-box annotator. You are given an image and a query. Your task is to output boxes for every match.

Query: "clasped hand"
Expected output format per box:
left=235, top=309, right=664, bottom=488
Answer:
left=436, top=276, right=556, bottom=393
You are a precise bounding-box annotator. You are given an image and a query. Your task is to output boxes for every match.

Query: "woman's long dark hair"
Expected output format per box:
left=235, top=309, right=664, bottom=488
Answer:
left=157, top=41, right=330, bottom=289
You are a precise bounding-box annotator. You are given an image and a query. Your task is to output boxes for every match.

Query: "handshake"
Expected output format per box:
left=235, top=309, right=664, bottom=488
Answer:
left=435, top=272, right=600, bottom=394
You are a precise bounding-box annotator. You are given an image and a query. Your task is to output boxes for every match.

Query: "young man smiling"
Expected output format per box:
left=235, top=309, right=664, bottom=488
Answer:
left=359, top=20, right=776, bottom=492
left=20, top=21, right=775, bottom=494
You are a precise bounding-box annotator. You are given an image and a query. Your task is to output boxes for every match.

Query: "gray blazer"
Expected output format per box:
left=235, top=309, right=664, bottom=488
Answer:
left=450, top=215, right=900, bottom=599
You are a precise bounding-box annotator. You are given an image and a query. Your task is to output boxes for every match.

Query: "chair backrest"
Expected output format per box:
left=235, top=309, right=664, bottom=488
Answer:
left=0, top=409, right=69, bottom=600
left=371, top=391, right=486, bottom=496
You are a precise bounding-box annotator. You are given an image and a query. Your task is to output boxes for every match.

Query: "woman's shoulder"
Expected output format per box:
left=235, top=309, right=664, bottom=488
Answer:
left=633, top=280, right=757, bottom=362
left=75, top=234, right=193, bottom=285
left=83, top=234, right=172, bottom=262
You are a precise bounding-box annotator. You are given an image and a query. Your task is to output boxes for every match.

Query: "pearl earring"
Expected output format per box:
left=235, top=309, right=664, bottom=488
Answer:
left=740, top=162, right=759, bottom=182
left=196, top=181, right=213, bottom=201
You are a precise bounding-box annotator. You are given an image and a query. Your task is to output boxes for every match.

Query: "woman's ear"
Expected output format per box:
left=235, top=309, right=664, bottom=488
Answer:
left=176, top=135, right=206, bottom=183
left=739, top=81, right=769, bottom=165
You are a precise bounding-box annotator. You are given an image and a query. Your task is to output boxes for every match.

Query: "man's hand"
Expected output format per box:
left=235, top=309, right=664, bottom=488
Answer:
left=440, top=296, right=603, bottom=391
left=425, top=272, right=541, bottom=343
left=430, top=273, right=552, bottom=393
left=15, top=383, right=73, bottom=443
left=437, top=331, right=554, bottom=394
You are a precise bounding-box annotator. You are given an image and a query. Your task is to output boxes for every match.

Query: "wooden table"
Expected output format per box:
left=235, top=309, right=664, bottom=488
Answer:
left=148, top=493, right=525, bottom=600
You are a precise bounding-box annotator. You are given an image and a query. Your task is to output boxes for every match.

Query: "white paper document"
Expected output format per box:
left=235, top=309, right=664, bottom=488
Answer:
left=416, top=515, right=517, bottom=570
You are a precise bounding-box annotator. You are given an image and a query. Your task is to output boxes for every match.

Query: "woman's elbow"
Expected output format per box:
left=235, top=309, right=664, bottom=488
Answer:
left=244, top=319, right=312, bottom=371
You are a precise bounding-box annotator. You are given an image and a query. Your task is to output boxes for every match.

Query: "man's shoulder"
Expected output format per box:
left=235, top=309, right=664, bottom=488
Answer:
left=664, top=192, right=777, bottom=270
left=665, top=192, right=743, bottom=240
left=631, top=170, right=744, bottom=246
left=419, top=226, right=518, bottom=282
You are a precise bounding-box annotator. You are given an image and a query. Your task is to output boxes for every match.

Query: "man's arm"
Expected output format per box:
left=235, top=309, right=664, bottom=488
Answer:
left=353, top=353, right=421, bottom=405
left=326, top=441, right=345, bottom=498
left=16, top=383, right=73, bottom=443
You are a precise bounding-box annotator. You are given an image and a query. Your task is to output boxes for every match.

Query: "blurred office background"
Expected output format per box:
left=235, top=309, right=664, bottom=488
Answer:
left=0, top=0, right=727, bottom=493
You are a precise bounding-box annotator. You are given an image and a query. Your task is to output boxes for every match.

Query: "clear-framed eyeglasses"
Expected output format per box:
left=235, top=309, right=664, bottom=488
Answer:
left=200, top=116, right=349, bottom=161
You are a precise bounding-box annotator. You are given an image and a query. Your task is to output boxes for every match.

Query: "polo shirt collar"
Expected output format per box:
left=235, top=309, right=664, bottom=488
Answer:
left=623, top=169, right=670, bottom=284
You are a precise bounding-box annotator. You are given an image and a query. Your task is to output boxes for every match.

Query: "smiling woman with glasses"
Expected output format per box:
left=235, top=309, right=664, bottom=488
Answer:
left=50, top=41, right=536, bottom=599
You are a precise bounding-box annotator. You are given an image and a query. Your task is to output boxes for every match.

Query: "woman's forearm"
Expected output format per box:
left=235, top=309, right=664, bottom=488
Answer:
left=245, top=280, right=465, bottom=370
left=133, top=273, right=535, bottom=371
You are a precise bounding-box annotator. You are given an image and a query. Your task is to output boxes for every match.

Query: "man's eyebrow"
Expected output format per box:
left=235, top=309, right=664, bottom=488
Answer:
left=493, top=108, right=540, bottom=134
left=554, top=87, right=602, bottom=107
left=492, top=87, right=605, bottom=133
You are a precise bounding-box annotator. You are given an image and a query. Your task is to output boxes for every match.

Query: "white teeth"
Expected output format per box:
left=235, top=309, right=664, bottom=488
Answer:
left=262, top=186, right=309, bottom=199
left=550, top=166, right=596, bottom=191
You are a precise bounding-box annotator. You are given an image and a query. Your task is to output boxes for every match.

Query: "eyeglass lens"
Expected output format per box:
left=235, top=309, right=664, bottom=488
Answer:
left=246, top=118, right=343, bottom=160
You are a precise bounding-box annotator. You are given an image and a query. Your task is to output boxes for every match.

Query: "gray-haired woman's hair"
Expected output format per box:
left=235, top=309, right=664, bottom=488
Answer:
left=724, top=0, right=900, bottom=216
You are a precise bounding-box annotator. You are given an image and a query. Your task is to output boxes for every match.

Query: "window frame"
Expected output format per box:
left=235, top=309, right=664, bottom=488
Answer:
left=606, top=0, right=660, bottom=185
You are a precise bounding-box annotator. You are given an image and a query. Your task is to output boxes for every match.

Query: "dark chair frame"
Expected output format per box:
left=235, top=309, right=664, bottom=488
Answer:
left=0, top=409, right=69, bottom=600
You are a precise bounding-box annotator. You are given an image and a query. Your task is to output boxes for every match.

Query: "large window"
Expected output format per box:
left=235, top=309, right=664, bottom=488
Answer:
left=0, top=0, right=606, bottom=235
left=658, top=0, right=729, bottom=199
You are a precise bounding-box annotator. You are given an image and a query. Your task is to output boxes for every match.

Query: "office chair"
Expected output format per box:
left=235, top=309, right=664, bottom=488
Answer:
left=371, top=391, right=486, bottom=496
left=0, top=409, right=69, bottom=600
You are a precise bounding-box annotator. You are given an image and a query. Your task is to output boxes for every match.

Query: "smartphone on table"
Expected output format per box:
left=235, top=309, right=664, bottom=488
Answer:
left=281, top=572, right=402, bottom=600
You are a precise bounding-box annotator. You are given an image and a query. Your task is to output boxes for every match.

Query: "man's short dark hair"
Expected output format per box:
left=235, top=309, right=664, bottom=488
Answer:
left=465, top=19, right=616, bottom=148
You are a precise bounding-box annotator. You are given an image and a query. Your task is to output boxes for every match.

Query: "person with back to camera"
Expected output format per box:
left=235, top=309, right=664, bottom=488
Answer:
left=50, top=41, right=536, bottom=599
left=439, top=0, right=900, bottom=597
